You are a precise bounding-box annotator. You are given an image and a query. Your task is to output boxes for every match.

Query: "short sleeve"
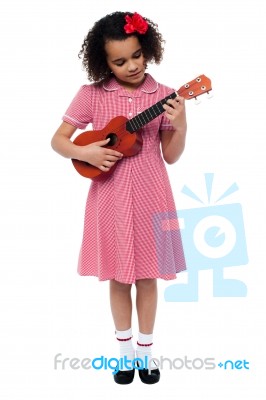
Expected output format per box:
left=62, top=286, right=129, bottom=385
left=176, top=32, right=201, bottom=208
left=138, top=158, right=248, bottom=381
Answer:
left=62, top=85, right=94, bottom=129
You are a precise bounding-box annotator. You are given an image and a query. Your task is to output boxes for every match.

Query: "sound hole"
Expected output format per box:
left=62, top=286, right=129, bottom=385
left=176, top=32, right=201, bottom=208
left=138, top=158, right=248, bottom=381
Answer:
left=106, top=133, right=118, bottom=146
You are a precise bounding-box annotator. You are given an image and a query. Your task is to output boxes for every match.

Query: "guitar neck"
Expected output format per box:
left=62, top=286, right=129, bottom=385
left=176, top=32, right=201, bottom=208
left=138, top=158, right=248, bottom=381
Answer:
left=125, top=74, right=212, bottom=133
left=126, top=91, right=177, bottom=133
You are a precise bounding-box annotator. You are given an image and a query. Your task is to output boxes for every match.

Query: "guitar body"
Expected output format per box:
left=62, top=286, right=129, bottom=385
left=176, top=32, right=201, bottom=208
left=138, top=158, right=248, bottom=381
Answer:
left=72, top=116, right=143, bottom=179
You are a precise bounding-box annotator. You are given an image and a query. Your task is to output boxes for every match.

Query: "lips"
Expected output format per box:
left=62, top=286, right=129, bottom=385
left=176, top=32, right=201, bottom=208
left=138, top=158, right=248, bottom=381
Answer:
left=128, top=71, right=141, bottom=77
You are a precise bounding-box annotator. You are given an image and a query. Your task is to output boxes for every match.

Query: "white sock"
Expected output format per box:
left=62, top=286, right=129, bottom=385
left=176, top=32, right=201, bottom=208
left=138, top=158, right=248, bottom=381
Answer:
left=115, top=328, right=135, bottom=371
left=136, top=332, right=158, bottom=370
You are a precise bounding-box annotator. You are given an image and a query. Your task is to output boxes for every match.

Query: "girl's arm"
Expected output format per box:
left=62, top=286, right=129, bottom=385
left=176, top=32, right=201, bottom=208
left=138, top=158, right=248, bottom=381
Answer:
left=51, top=121, right=123, bottom=172
left=160, top=96, right=187, bottom=164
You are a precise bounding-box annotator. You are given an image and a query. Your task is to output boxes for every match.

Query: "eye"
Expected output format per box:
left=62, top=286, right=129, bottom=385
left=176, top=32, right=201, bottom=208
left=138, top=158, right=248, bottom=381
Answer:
left=134, top=51, right=142, bottom=58
left=115, top=61, right=125, bottom=67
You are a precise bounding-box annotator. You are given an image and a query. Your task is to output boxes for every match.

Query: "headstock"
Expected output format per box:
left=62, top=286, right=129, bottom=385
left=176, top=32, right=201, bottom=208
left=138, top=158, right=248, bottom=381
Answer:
left=177, top=75, right=212, bottom=102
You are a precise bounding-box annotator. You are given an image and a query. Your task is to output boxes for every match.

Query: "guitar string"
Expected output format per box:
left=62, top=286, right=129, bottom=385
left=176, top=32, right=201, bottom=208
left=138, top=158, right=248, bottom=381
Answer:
left=104, top=76, right=208, bottom=137
left=90, top=92, right=178, bottom=144
left=124, top=91, right=178, bottom=134
left=80, top=81, right=206, bottom=146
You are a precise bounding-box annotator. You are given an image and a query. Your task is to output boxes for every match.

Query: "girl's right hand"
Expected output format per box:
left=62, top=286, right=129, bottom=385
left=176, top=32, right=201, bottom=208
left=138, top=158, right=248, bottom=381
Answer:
left=80, top=138, right=123, bottom=172
left=51, top=122, right=123, bottom=172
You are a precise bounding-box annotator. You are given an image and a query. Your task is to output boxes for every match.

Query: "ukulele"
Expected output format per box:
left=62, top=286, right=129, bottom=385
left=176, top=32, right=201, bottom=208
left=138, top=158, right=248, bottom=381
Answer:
left=72, top=75, right=212, bottom=179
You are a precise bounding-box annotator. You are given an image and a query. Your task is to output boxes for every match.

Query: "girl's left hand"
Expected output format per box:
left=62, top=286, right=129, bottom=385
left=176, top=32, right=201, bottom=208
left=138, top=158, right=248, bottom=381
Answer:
left=163, top=96, right=187, bottom=133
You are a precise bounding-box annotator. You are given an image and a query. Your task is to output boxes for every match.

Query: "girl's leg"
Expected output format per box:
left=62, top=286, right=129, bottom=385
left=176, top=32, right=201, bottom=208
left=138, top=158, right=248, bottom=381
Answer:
left=135, top=278, right=160, bottom=382
left=109, top=279, right=135, bottom=378
left=135, top=278, right=157, bottom=333
left=109, top=279, right=132, bottom=330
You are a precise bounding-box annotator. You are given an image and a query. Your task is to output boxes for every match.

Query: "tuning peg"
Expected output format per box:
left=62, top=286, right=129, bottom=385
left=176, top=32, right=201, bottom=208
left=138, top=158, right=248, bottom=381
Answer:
left=194, top=97, right=201, bottom=105
left=206, top=91, right=213, bottom=99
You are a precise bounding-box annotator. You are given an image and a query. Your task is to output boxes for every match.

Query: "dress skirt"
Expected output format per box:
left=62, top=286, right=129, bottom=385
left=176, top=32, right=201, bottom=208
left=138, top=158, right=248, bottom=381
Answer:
left=77, top=144, right=186, bottom=284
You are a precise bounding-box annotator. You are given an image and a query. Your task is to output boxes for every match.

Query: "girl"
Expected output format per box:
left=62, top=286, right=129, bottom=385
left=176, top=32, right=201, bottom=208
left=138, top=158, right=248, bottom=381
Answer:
left=51, top=11, right=187, bottom=384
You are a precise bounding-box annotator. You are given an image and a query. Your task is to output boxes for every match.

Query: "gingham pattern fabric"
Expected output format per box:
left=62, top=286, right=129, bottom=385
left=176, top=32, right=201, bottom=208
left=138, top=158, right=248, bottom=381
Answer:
left=63, top=74, right=186, bottom=283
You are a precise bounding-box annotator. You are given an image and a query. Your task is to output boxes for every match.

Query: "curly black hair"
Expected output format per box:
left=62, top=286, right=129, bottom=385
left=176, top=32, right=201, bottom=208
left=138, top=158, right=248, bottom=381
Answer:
left=79, top=11, right=165, bottom=82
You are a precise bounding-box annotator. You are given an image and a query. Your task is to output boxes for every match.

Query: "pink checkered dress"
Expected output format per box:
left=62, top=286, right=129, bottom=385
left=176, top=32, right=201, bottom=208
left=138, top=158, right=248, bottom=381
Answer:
left=63, top=74, right=186, bottom=283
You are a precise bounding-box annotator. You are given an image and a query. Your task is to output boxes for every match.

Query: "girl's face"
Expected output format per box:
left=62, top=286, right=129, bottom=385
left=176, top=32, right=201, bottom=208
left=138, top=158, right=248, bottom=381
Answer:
left=105, top=36, right=146, bottom=91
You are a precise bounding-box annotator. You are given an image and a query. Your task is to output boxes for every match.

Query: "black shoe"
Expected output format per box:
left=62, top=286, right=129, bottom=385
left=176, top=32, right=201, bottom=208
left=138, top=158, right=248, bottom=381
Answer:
left=113, top=368, right=135, bottom=385
left=137, top=362, right=160, bottom=384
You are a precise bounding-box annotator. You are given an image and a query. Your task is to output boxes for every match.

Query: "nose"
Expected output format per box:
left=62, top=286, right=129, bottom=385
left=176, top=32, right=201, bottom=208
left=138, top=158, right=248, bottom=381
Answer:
left=128, top=60, right=138, bottom=72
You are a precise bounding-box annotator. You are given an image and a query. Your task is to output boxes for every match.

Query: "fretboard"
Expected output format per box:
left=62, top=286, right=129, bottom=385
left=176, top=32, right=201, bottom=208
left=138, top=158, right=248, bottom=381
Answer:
left=126, top=91, right=177, bottom=133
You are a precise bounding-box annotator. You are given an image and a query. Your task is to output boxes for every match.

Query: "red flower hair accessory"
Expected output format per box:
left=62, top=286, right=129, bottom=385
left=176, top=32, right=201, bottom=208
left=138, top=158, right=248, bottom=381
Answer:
left=124, top=12, right=149, bottom=35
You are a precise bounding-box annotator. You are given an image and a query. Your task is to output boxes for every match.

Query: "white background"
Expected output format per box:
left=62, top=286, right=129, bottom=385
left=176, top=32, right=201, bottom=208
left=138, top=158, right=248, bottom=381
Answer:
left=0, top=0, right=265, bottom=398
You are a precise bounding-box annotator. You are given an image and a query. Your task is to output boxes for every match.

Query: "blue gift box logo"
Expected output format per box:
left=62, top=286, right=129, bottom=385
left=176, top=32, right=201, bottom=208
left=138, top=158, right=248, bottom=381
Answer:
left=153, top=173, right=249, bottom=302
left=178, top=203, right=247, bottom=269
